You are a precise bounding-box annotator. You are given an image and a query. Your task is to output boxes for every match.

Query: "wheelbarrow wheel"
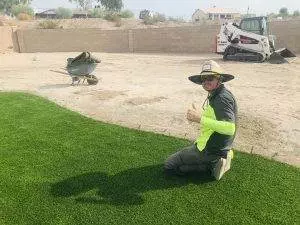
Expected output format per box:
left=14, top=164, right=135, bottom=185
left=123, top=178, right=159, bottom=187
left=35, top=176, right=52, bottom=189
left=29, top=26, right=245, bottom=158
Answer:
left=86, top=75, right=99, bottom=85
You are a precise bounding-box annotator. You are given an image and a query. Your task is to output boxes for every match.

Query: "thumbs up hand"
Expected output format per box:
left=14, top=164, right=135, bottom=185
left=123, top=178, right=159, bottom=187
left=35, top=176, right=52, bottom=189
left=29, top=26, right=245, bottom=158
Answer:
left=186, top=103, right=200, bottom=123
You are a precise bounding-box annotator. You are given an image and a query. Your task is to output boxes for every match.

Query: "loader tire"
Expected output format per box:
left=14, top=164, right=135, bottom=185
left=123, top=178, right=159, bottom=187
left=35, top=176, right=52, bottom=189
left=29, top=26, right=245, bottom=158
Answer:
left=86, top=75, right=99, bottom=85
left=227, top=46, right=237, bottom=55
left=223, top=46, right=237, bottom=60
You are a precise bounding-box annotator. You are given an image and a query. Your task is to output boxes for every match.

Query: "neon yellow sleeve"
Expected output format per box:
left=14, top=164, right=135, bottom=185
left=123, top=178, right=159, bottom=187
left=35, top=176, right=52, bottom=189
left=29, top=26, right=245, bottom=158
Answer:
left=201, top=116, right=235, bottom=135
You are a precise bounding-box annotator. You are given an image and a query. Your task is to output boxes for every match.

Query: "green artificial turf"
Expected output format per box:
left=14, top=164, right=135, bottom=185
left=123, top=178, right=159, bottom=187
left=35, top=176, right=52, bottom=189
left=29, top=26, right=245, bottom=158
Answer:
left=0, top=92, right=299, bottom=225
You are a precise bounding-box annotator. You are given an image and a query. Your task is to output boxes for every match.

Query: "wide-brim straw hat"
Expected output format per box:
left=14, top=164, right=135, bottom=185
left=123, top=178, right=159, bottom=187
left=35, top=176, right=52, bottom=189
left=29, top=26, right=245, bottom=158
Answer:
left=188, top=60, right=234, bottom=85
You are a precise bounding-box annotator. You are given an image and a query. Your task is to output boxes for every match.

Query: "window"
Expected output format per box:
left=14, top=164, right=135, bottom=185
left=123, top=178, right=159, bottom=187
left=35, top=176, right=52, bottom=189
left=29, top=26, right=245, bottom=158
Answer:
left=240, top=19, right=261, bottom=34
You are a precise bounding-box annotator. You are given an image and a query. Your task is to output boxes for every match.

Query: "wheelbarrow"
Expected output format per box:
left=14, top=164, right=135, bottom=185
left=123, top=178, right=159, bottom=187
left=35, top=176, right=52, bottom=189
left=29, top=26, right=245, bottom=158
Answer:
left=66, top=52, right=101, bottom=85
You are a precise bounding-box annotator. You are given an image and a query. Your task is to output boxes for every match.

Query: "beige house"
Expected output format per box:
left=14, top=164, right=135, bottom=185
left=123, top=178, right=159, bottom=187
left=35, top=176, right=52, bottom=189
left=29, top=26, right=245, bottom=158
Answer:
left=191, top=9, right=208, bottom=22
left=192, top=7, right=241, bottom=22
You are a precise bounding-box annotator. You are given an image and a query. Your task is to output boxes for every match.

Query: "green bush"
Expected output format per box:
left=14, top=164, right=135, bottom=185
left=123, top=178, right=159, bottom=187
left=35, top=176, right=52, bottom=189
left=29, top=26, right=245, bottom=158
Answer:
left=11, top=4, right=34, bottom=17
left=168, top=16, right=185, bottom=22
left=90, top=8, right=105, bottom=18
left=104, top=11, right=122, bottom=27
left=17, top=13, right=32, bottom=20
left=120, top=9, right=134, bottom=18
left=104, top=11, right=121, bottom=22
left=103, top=11, right=123, bottom=26
left=293, top=10, right=300, bottom=17
left=55, top=7, right=73, bottom=19
left=143, top=13, right=166, bottom=25
left=153, top=13, right=166, bottom=22
left=38, top=20, right=60, bottom=29
left=143, top=16, right=155, bottom=25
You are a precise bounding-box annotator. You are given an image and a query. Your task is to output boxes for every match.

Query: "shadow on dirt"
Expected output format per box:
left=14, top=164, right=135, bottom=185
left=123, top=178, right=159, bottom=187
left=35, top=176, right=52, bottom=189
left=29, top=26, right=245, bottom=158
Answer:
left=39, top=84, right=72, bottom=90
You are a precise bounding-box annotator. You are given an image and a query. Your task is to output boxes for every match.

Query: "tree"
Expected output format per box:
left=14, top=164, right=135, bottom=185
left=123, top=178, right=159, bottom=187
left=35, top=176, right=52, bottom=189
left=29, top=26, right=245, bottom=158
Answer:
left=0, top=0, right=32, bottom=14
left=99, top=0, right=123, bottom=12
left=279, top=7, right=288, bottom=16
left=68, top=0, right=94, bottom=10
left=11, top=3, right=34, bottom=16
left=90, top=7, right=105, bottom=18
left=56, top=7, right=73, bottom=19
left=267, top=13, right=277, bottom=19
left=119, top=9, right=134, bottom=18
left=293, top=10, right=300, bottom=17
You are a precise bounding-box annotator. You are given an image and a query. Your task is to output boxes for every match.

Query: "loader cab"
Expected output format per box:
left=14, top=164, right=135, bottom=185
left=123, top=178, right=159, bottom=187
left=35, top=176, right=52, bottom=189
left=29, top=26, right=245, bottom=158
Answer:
left=239, top=16, right=269, bottom=36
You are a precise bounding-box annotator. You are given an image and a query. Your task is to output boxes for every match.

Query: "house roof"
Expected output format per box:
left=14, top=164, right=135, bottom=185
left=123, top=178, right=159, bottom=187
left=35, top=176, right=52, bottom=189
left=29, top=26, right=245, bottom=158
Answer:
left=36, top=9, right=56, bottom=15
left=35, top=8, right=92, bottom=16
left=203, top=7, right=240, bottom=14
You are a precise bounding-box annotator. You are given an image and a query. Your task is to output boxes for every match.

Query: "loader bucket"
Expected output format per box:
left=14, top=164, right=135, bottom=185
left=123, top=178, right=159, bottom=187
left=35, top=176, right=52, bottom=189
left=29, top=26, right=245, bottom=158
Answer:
left=269, top=48, right=296, bottom=64
left=275, top=48, right=296, bottom=58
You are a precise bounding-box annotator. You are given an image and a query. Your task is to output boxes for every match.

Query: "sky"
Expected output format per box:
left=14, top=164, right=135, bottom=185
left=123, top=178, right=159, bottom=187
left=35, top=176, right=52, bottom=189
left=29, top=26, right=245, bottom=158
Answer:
left=31, top=0, right=300, bottom=19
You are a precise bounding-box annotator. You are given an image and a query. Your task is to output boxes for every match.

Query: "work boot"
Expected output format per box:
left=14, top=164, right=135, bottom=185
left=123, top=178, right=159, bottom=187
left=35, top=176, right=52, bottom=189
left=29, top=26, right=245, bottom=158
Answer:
left=225, top=150, right=232, bottom=173
left=212, top=151, right=232, bottom=180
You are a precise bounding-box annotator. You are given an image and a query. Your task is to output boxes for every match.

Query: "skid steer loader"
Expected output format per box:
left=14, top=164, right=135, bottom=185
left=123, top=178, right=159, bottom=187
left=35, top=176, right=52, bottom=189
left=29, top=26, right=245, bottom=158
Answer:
left=216, top=16, right=296, bottom=63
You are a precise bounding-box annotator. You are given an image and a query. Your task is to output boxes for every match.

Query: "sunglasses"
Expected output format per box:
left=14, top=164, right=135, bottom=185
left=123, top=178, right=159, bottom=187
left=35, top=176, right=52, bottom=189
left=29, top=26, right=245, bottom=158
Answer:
left=201, top=75, right=217, bottom=82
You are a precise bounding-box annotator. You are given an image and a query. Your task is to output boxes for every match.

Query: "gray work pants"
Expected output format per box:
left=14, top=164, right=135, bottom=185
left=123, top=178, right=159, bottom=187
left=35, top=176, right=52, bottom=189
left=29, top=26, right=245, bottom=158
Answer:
left=164, top=144, right=221, bottom=175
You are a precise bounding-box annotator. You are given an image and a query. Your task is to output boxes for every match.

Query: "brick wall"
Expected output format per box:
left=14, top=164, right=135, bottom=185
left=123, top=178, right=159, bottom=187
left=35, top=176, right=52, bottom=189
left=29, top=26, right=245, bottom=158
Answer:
left=9, top=20, right=300, bottom=54
left=0, top=26, right=13, bottom=52
left=16, top=25, right=220, bottom=53
left=16, top=28, right=130, bottom=53
left=270, top=19, right=300, bottom=53
left=132, top=25, right=219, bottom=53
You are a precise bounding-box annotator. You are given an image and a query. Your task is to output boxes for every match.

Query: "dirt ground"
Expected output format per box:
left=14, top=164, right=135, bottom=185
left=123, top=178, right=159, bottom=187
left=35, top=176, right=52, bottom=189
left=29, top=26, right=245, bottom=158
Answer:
left=0, top=52, right=299, bottom=167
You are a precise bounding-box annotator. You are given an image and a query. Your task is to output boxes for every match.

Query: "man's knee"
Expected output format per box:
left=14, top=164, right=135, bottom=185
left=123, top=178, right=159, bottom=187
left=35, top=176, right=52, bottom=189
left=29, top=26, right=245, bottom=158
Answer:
left=164, top=150, right=185, bottom=176
left=164, top=151, right=181, bottom=170
left=164, top=145, right=204, bottom=176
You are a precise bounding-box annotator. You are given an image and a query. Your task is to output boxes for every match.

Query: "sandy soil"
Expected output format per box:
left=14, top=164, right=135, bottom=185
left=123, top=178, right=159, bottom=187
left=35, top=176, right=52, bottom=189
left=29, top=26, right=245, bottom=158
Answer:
left=0, top=52, right=299, bottom=167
